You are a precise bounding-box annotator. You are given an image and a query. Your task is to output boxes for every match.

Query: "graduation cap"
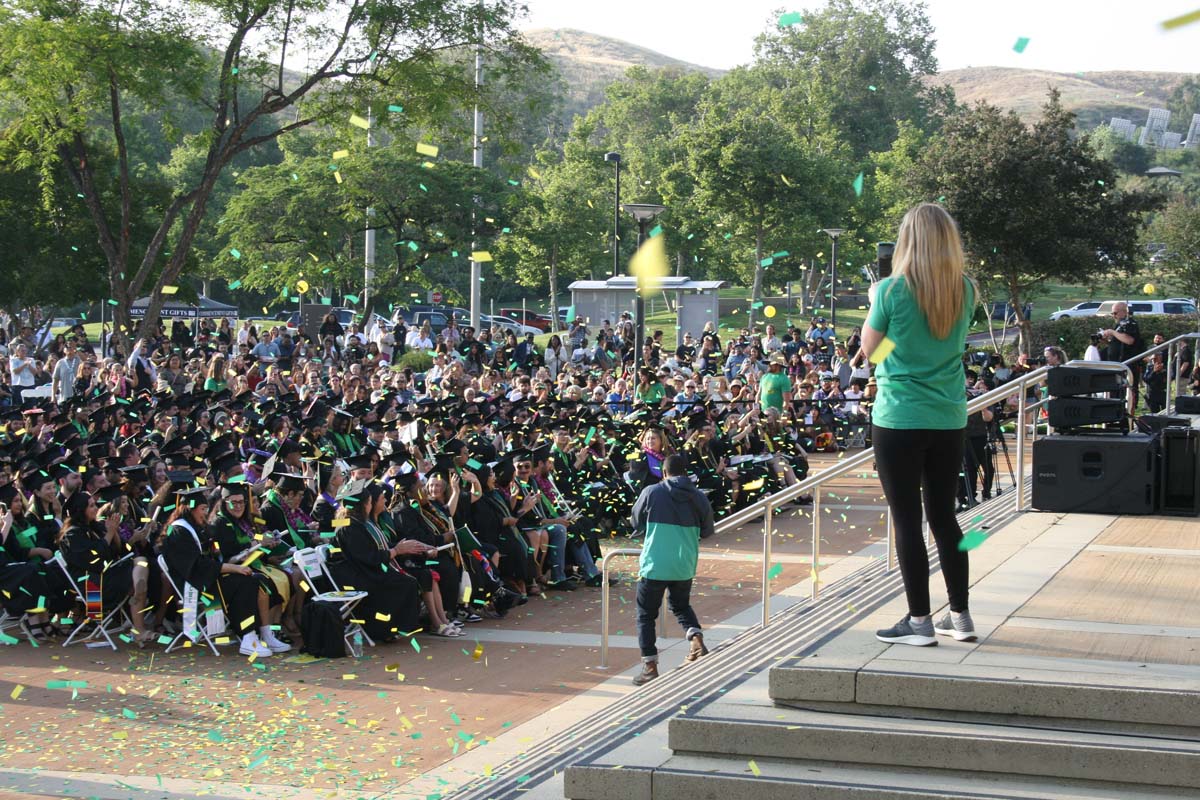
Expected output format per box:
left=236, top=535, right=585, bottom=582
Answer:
left=210, top=450, right=242, bottom=477
left=431, top=452, right=457, bottom=479
left=337, top=477, right=372, bottom=505
left=175, top=485, right=209, bottom=507
left=19, top=469, right=53, bottom=491
left=274, top=473, right=306, bottom=494
left=530, top=444, right=552, bottom=465
left=491, top=454, right=516, bottom=486
left=164, top=452, right=193, bottom=468
left=393, top=471, right=420, bottom=491
left=345, top=451, right=376, bottom=472
left=219, top=479, right=249, bottom=498
left=95, top=485, right=126, bottom=505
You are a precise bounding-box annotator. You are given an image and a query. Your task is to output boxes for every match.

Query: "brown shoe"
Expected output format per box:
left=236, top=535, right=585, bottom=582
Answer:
left=686, top=633, right=709, bottom=662
left=632, top=661, right=659, bottom=686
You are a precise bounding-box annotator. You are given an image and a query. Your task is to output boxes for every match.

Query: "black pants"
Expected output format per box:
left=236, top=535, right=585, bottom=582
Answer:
left=637, top=578, right=700, bottom=660
left=960, top=435, right=994, bottom=501
left=873, top=425, right=970, bottom=617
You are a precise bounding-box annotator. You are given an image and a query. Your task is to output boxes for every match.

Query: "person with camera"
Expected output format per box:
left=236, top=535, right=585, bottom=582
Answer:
left=1100, top=301, right=1143, bottom=415
left=864, top=203, right=978, bottom=647
left=959, top=374, right=995, bottom=510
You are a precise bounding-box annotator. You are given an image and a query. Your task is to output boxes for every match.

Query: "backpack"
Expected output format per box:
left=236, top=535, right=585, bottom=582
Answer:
left=300, top=600, right=347, bottom=658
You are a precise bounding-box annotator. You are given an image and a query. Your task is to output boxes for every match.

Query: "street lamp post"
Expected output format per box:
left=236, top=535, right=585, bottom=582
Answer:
left=604, top=153, right=621, bottom=279
left=622, top=202, right=666, bottom=378
left=821, top=228, right=846, bottom=329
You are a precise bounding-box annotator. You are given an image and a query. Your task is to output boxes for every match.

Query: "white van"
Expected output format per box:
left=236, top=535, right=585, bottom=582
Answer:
left=1094, top=299, right=1197, bottom=317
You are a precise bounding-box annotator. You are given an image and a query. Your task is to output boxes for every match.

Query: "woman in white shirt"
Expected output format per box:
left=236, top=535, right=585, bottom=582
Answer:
left=544, top=335, right=565, bottom=380
left=405, top=324, right=434, bottom=351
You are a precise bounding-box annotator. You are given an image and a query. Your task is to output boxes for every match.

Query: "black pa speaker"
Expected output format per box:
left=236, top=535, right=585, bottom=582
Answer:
left=1047, top=397, right=1126, bottom=428
left=1160, top=428, right=1200, bottom=516
left=1140, top=413, right=1200, bottom=434
left=1176, top=395, right=1200, bottom=414
left=1047, top=365, right=1127, bottom=397
left=1033, top=433, right=1158, bottom=514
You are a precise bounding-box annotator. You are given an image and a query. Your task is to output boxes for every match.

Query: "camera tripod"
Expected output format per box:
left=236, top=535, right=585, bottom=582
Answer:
left=958, top=416, right=1016, bottom=508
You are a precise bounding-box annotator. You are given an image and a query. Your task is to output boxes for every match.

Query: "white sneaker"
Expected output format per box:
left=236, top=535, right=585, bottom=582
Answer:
left=239, top=634, right=273, bottom=657
left=263, top=632, right=292, bottom=653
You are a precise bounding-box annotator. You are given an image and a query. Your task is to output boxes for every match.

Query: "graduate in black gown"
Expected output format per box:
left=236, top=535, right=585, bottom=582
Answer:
left=160, top=486, right=289, bottom=657
left=328, top=479, right=423, bottom=642
left=392, top=472, right=467, bottom=637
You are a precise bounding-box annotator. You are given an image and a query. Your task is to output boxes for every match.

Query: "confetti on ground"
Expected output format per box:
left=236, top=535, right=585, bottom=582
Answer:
left=748, top=759, right=761, bottom=776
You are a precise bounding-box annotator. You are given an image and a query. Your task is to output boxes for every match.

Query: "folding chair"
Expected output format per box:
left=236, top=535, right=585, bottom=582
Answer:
left=294, top=546, right=373, bottom=654
left=157, top=554, right=222, bottom=656
left=0, top=606, right=36, bottom=645
left=53, top=551, right=130, bottom=651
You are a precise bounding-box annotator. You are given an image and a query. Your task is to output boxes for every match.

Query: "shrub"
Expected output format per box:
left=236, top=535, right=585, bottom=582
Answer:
left=394, top=349, right=433, bottom=372
left=1019, top=314, right=1199, bottom=361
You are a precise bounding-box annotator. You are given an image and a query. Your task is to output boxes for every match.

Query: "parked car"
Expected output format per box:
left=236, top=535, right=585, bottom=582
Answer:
left=1048, top=301, right=1103, bottom=321
left=49, top=317, right=81, bottom=331
left=498, top=308, right=552, bottom=331
left=391, top=304, right=468, bottom=326
left=1095, top=300, right=1198, bottom=317
left=286, top=306, right=357, bottom=331
left=480, top=314, right=542, bottom=337
left=987, top=302, right=1033, bottom=325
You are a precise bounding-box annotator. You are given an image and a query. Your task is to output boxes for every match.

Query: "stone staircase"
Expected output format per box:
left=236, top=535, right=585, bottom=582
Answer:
left=564, top=660, right=1200, bottom=799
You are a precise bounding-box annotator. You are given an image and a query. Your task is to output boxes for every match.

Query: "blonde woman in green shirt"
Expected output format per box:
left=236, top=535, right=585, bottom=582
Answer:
left=863, top=203, right=978, bottom=648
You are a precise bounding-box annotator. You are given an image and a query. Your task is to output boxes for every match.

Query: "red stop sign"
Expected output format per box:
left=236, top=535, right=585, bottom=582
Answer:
left=431, top=291, right=443, bottom=303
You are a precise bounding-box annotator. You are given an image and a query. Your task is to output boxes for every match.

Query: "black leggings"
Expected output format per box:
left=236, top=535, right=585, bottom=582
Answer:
left=873, top=425, right=969, bottom=616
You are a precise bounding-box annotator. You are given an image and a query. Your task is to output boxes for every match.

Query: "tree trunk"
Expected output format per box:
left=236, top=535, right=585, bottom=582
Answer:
left=548, top=243, right=561, bottom=332
left=1008, top=280, right=1031, bottom=355
left=748, top=228, right=765, bottom=330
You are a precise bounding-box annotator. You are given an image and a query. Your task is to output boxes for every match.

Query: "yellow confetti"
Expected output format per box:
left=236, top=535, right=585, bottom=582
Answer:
left=331, top=518, right=350, bottom=528
left=240, top=616, right=255, bottom=631
left=748, top=760, right=761, bottom=776
left=10, top=685, right=24, bottom=700
left=869, top=336, right=895, bottom=365
left=332, top=149, right=350, bottom=159
left=342, top=674, right=357, bottom=680
left=375, top=612, right=391, bottom=622
left=741, top=478, right=765, bottom=492
left=161, top=286, right=178, bottom=295
left=528, top=167, right=542, bottom=180
left=471, top=251, right=493, bottom=262
left=349, top=113, right=370, bottom=129
left=628, top=235, right=669, bottom=296
left=1162, top=8, right=1200, bottom=29
left=416, top=142, right=439, bottom=157
left=333, top=171, right=343, bottom=184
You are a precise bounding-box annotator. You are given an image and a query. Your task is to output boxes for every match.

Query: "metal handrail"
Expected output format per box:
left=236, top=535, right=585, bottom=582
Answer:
left=595, top=330, right=1200, bottom=669
left=598, top=548, right=642, bottom=668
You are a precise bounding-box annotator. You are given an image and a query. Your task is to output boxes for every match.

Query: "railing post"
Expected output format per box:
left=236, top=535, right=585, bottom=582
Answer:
left=886, top=506, right=895, bottom=573
left=1016, top=388, right=1027, bottom=512
left=761, top=501, right=773, bottom=628
left=811, top=490, right=821, bottom=601
left=597, top=548, right=641, bottom=669
left=1168, top=341, right=1176, bottom=415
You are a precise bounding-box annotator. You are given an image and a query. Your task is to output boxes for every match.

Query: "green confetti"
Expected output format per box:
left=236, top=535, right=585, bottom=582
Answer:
left=853, top=171, right=864, bottom=197
left=227, top=279, right=242, bottom=290
left=1013, top=36, right=1030, bottom=53
left=122, top=708, right=137, bottom=719
left=344, top=294, right=359, bottom=304
left=959, top=530, right=988, bottom=551
left=648, top=224, right=663, bottom=238
left=868, top=85, right=877, bottom=91
left=230, top=248, right=241, bottom=259
left=387, top=104, right=404, bottom=113
left=778, top=11, right=803, bottom=26
left=411, top=638, right=421, bottom=653
left=767, top=563, right=783, bottom=580
left=107, top=299, right=119, bottom=306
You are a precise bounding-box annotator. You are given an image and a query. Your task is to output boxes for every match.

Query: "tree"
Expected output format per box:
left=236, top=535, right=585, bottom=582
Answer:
left=1167, top=75, right=1200, bottom=131
left=1089, top=125, right=1152, bottom=176
left=753, top=0, right=951, bottom=158
left=906, top=92, right=1163, bottom=353
left=1151, top=198, right=1200, bottom=303
left=0, top=0, right=537, bottom=351
left=683, top=102, right=843, bottom=329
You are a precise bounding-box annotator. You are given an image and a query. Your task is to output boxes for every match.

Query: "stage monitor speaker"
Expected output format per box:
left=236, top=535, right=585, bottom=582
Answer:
left=1033, top=433, right=1158, bottom=515
left=1140, top=413, right=1200, bottom=434
left=1047, top=365, right=1127, bottom=397
left=1176, top=395, right=1200, bottom=414
left=1047, top=397, right=1126, bottom=428
left=1160, top=428, right=1200, bottom=516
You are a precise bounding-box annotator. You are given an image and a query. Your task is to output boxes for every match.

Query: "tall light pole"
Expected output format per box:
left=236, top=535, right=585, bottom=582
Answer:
left=604, top=152, right=621, bottom=278
left=364, top=108, right=376, bottom=318
left=623, top=203, right=666, bottom=377
left=822, top=228, right=845, bottom=329
left=469, top=24, right=484, bottom=333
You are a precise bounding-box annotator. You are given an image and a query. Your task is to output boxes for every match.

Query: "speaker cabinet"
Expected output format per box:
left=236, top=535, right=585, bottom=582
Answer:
left=1176, top=395, right=1200, bottom=414
left=1140, top=413, right=1200, bottom=434
left=1033, top=433, right=1158, bottom=515
left=1048, top=397, right=1126, bottom=428
left=1160, top=428, right=1200, bottom=516
left=1047, top=365, right=1128, bottom=397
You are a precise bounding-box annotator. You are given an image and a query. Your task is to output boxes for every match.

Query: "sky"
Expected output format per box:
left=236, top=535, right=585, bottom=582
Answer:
left=518, top=0, right=1200, bottom=74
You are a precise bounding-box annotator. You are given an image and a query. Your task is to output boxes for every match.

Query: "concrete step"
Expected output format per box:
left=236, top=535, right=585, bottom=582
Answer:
left=666, top=703, right=1200, bottom=790
left=565, top=753, right=1191, bottom=800
left=769, top=661, right=1200, bottom=737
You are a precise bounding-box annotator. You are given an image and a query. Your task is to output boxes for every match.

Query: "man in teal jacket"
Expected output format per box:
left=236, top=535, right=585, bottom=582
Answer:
left=630, top=453, right=715, bottom=685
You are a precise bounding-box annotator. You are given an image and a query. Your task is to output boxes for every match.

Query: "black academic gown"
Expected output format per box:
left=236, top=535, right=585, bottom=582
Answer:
left=160, top=519, right=261, bottom=636
left=470, top=491, right=530, bottom=585
left=62, top=522, right=135, bottom=610
left=397, top=502, right=460, bottom=617
left=329, top=518, right=420, bottom=640
left=209, top=512, right=282, bottom=607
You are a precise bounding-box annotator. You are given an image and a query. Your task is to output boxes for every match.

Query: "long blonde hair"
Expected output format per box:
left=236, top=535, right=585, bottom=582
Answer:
left=891, top=203, right=973, bottom=339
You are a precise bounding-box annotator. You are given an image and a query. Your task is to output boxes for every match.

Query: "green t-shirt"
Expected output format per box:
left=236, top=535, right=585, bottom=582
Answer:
left=759, top=371, right=792, bottom=411
left=866, top=275, right=974, bottom=430
left=636, top=383, right=666, bottom=405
